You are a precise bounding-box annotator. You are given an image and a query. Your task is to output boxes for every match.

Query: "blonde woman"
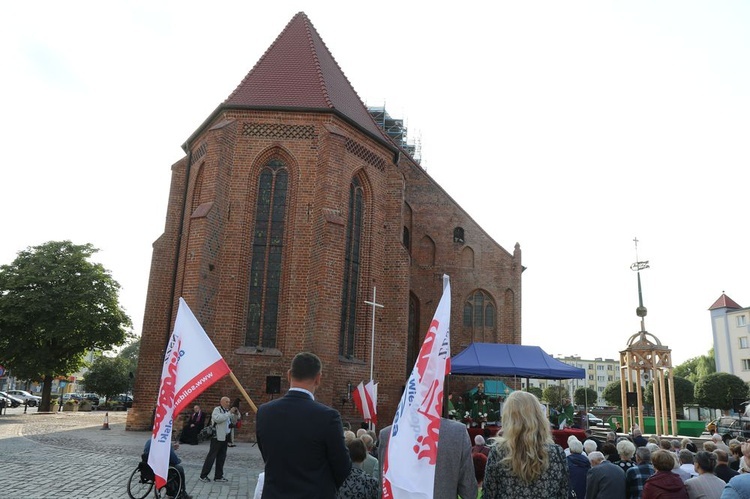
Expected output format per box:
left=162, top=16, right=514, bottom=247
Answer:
left=483, top=391, right=569, bottom=498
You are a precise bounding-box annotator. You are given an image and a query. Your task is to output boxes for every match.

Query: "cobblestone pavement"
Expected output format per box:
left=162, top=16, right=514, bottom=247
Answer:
left=0, top=406, right=265, bottom=499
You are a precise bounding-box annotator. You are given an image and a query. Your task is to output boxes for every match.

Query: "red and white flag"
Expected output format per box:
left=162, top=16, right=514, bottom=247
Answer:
left=149, top=298, right=230, bottom=489
left=383, top=276, right=451, bottom=499
left=353, top=380, right=378, bottom=425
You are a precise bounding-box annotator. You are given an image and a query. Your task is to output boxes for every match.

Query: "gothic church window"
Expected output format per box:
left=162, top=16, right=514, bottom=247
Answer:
left=246, top=159, right=288, bottom=348
left=462, top=290, right=496, bottom=342
left=340, top=176, right=364, bottom=357
left=453, top=227, right=465, bottom=243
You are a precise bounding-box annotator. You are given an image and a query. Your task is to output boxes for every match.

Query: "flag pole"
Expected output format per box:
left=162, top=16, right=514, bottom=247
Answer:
left=229, top=371, right=258, bottom=413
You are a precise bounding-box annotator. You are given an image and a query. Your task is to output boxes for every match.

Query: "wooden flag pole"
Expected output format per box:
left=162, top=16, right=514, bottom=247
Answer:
left=229, top=371, right=258, bottom=413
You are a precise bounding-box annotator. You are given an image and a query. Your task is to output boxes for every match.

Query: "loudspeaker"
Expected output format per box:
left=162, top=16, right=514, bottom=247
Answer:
left=626, top=392, right=638, bottom=408
left=266, top=375, right=281, bottom=394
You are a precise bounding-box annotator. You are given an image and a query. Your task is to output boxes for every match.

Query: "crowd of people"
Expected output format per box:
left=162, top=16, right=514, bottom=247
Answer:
left=163, top=354, right=750, bottom=499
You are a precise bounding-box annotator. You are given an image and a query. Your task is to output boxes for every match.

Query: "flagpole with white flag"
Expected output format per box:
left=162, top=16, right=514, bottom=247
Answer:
left=383, top=275, right=451, bottom=499
left=148, top=298, right=254, bottom=490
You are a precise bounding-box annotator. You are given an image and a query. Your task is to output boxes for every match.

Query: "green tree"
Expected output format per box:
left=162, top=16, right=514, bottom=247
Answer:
left=694, top=372, right=749, bottom=411
left=574, top=387, right=598, bottom=407
left=542, top=385, right=568, bottom=408
left=118, top=337, right=140, bottom=387
left=603, top=381, right=623, bottom=407
left=81, top=356, right=130, bottom=403
left=673, top=349, right=716, bottom=383
left=644, top=376, right=694, bottom=412
left=0, top=241, right=131, bottom=410
left=525, top=386, right=543, bottom=400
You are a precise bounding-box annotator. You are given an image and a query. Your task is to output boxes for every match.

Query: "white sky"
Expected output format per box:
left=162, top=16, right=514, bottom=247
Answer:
left=2, top=1, right=748, bottom=366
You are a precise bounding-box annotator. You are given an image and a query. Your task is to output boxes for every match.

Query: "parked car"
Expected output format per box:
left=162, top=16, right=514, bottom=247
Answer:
left=83, top=393, right=100, bottom=405
left=587, top=412, right=606, bottom=427
left=6, top=390, right=42, bottom=407
left=0, top=393, right=19, bottom=408
left=62, top=393, right=83, bottom=401
left=115, top=394, right=133, bottom=408
left=0, top=391, right=24, bottom=408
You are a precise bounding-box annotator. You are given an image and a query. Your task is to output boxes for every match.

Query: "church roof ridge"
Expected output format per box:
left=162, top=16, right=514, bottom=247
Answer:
left=223, top=12, right=388, bottom=145
left=708, top=293, right=742, bottom=310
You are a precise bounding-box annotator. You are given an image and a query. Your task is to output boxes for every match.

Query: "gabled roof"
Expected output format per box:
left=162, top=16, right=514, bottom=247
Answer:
left=709, top=293, right=742, bottom=310
left=223, top=12, right=389, bottom=146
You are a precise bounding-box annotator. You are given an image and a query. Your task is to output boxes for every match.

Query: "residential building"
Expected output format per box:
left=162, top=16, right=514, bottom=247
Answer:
left=521, top=355, right=621, bottom=406
left=709, top=293, right=750, bottom=382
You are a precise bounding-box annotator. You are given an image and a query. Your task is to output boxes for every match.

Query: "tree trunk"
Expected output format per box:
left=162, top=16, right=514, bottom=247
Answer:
left=40, top=374, right=53, bottom=411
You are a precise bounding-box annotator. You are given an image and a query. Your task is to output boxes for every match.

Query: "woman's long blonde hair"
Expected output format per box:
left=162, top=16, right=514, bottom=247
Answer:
left=496, top=390, right=552, bottom=483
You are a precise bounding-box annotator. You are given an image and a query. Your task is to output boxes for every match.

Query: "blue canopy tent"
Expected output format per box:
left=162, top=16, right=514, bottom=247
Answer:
left=451, top=343, right=585, bottom=379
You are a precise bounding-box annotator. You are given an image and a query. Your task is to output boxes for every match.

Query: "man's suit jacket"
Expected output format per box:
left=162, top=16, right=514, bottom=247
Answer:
left=256, top=390, right=351, bottom=499
left=379, top=418, right=478, bottom=499
left=685, top=473, right=726, bottom=498
left=586, top=460, right=626, bottom=499
left=715, top=463, right=739, bottom=483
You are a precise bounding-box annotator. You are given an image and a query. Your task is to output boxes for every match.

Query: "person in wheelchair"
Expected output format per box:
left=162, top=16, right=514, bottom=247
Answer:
left=143, top=438, right=192, bottom=499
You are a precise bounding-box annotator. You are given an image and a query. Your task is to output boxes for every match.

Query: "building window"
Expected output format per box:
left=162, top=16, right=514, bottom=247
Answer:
left=739, top=315, right=747, bottom=327
left=743, top=359, right=750, bottom=371
left=597, top=365, right=604, bottom=371
left=588, top=364, right=593, bottom=370
left=608, top=375, right=613, bottom=381
left=588, top=374, right=594, bottom=381
left=741, top=337, right=749, bottom=349
left=607, top=365, right=613, bottom=370
left=402, top=226, right=410, bottom=251
left=339, top=177, right=365, bottom=357
left=597, top=376, right=605, bottom=382
left=463, top=290, right=496, bottom=341
left=246, top=159, right=288, bottom=348
left=453, top=227, right=465, bottom=243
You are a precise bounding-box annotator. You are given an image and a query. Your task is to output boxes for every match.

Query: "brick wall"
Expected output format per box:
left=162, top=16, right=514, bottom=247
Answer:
left=127, top=109, right=522, bottom=437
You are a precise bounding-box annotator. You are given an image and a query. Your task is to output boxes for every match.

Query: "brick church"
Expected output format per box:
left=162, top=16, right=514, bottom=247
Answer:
left=127, top=12, right=523, bottom=433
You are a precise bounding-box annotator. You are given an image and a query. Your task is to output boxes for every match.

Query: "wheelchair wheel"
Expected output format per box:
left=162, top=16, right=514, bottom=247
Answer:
left=127, top=464, right=154, bottom=499
left=153, top=466, right=182, bottom=499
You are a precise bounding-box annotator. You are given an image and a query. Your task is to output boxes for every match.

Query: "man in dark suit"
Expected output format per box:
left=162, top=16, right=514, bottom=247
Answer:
left=378, top=418, right=478, bottom=499
left=256, top=352, right=351, bottom=498
left=714, top=449, right=739, bottom=483
left=586, top=451, right=626, bottom=499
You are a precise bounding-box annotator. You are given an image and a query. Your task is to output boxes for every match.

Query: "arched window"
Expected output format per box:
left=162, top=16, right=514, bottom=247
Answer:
left=462, top=290, right=497, bottom=342
left=339, top=177, right=364, bottom=357
left=246, top=159, right=288, bottom=348
left=453, top=227, right=465, bottom=243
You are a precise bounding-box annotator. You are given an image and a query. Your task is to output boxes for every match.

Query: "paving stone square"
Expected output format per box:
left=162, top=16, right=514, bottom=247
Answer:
left=0, top=407, right=264, bottom=498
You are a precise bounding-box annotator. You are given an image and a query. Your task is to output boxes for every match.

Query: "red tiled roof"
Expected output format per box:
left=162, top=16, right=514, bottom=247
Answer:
left=224, top=12, right=386, bottom=143
left=708, top=293, right=742, bottom=310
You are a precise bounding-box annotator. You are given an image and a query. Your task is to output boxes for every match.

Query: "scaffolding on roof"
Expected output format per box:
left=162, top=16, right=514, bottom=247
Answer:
left=368, top=106, right=420, bottom=164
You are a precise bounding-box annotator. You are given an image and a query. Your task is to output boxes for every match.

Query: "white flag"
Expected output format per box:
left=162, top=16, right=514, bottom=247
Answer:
left=149, top=298, right=230, bottom=489
left=383, top=276, right=451, bottom=499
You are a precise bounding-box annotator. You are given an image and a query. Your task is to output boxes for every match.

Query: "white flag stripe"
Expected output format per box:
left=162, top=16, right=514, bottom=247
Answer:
left=383, top=277, right=451, bottom=499
left=148, top=298, right=230, bottom=489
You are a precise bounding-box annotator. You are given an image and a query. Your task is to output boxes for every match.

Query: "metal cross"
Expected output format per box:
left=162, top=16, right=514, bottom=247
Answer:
left=364, top=287, right=384, bottom=383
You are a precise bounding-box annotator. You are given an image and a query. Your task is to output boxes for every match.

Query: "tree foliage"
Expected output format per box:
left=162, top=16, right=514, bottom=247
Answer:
left=673, top=349, right=716, bottom=383
left=542, top=385, right=568, bottom=408
left=644, top=376, right=694, bottom=409
left=81, top=356, right=130, bottom=402
left=0, top=241, right=131, bottom=410
left=524, top=386, right=543, bottom=400
left=574, top=387, right=598, bottom=407
left=694, top=372, right=749, bottom=410
left=603, top=381, right=623, bottom=407
left=119, top=337, right=140, bottom=377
